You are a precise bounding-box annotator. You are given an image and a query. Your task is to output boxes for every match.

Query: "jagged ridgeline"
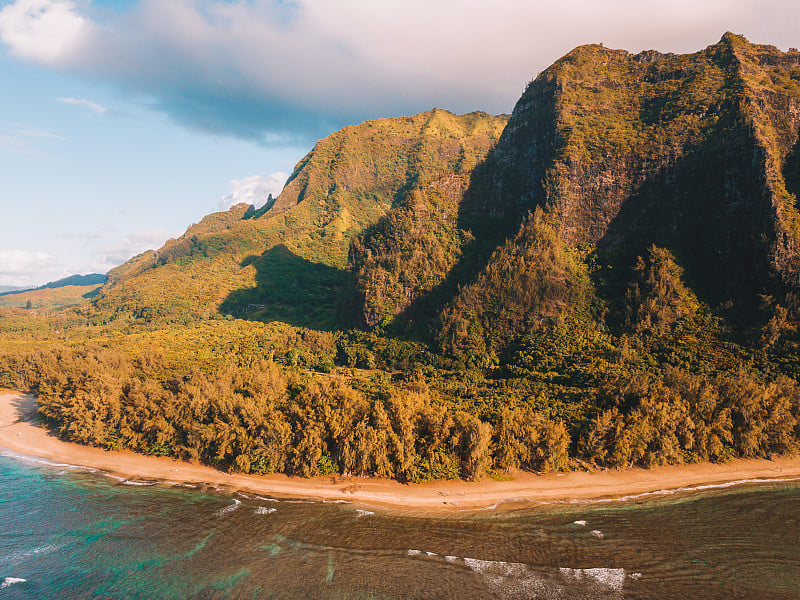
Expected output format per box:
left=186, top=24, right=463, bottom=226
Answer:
left=93, top=110, right=507, bottom=328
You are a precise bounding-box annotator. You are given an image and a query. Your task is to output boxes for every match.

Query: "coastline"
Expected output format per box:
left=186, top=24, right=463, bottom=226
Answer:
left=2, top=390, right=799, bottom=513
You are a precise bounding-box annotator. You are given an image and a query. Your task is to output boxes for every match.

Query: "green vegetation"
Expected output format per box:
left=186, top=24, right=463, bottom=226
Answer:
left=3, top=36, right=800, bottom=482
left=0, top=285, right=102, bottom=312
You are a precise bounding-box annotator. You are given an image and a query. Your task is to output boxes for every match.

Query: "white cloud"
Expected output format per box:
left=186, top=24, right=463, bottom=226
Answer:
left=219, top=172, right=289, bottom=211
left=0, top=122, right=65, bottom=155
left=1, top=1, right=799, bottom=140
left=57, top=96, right=107, bottom=114
left=0, top=230, right=180, bottom=286
left=89, top=228, right=177, bottom=272
left=0, top=249, right=63, bottom=286
left=0, top=0, right=92, bottom=65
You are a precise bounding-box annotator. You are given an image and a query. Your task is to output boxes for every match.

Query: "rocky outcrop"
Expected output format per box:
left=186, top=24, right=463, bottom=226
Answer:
left=463, top=33, right=800, bottom=314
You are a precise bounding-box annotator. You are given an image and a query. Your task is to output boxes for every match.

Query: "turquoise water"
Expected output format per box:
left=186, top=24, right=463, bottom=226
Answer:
left=1, top=451, right=799, bottom=599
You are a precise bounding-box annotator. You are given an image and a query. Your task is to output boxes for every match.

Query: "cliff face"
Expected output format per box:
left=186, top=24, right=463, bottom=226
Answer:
left=463, top=34, right=800, bottom=313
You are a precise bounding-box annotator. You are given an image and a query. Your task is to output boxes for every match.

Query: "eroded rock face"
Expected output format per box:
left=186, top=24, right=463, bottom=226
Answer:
left=468, top=33, right=800, bottom=310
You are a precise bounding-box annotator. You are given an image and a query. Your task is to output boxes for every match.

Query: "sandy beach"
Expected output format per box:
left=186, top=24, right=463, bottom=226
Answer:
left=2, top=390, right=799, bottom=512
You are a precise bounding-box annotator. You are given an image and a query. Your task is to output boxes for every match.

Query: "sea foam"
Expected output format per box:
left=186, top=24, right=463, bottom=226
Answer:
left=409, top=549, right=628, bottom=598
left=565, top=477, right=800, bottom=505
left=4, top=543, right=61, bottom=564
left=560, top=567, right=625, bottom=591
left=1, top=577, right=26, bottom=589
left=214, top=499, right=241, bottom=516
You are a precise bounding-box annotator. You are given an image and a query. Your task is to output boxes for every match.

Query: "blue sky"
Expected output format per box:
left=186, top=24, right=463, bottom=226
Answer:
left=1, top=0, right=798, bottom=286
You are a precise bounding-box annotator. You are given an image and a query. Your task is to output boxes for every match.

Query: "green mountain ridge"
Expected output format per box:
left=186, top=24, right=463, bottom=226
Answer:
left=94, top=109, right=507, bottom=327
left=4, top=34, right=800, bottom=481
left=94, top=34, right=800, bottom=345
left=0, top=274, right=107, bottom=298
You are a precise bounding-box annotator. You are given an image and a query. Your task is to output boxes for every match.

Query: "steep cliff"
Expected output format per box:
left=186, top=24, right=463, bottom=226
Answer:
left=439, top=34, right=800, bottom=355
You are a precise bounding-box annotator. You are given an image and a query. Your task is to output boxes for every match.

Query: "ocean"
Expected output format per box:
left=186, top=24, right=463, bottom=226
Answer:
left=1, top=451, right=798, bottom=599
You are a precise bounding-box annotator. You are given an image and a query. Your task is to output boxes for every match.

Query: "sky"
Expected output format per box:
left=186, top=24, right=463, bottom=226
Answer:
left=0, top=0, right=798, bottom=287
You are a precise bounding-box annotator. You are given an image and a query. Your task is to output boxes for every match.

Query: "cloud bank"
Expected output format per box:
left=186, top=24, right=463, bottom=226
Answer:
left=0, top=249, right=62, bottom=286
left=1, top=0, right=798, bottom=143
left=0, top=228, right=179, bottom=286
left=89, top=228, right=177, bottom=273
left=219, top=172, right=289, bottom=210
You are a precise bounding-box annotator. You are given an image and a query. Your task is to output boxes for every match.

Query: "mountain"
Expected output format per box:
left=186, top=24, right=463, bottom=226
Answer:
left=0, top=274, right=106, bottom=311
left=436, top=33, right=800, bottom=355
left=0, top=285, right=30, bottom=295
left=93, top=109, right=507, bottom=328
left=9, top=34, right=800, bottom=480
left=87, top=33, right=800, bottom=346
left=39, top=273, right=107, bottom=290
left=89, top=34, right=800, bottom=352
left=0, top=274, right=106, bottom=298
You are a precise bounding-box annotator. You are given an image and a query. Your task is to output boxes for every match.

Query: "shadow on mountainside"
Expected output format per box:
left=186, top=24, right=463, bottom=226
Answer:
left=219, top=244, right=352, bottom=332
left=596, top=122, right=778, bottom=327
left=378, top=147, right=535, bottom=340
left=785, top=136, right=800, bottom=210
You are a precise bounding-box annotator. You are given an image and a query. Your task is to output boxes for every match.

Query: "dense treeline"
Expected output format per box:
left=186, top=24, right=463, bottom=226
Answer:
left=0, top=346, right=559, bottom=481
left=581, top=370, right=800, bottom=467
left=3, top=338, right=798, bottom=481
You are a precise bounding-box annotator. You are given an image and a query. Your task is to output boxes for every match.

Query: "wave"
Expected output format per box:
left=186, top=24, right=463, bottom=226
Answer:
left=1, top=577, right=26, bottom=589
left=559, top=567, right=625, bottom=591
left=354, top=509, right=374, bottom=518
left=566, top=477, right=800, bottom=504
left=214, top=499, right=241, bottom=517
left=254, top=507, right=276, bottom=515
left=465, top=476, right=800, bottom=513
left=409, top=549, right=628, bottom=598
left=0, top=448, right=95, bottom=472
left=2, top=543, right=62, bottom=564
left=475, top=498, right=533, bottom=511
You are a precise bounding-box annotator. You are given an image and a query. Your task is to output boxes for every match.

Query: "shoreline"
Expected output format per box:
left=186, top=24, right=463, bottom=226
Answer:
left=2, top=390, right=800, bottom=513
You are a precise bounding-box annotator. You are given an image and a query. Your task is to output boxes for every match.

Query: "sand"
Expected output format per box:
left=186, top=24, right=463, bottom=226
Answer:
left=2, top=390, right=799, bottom=513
